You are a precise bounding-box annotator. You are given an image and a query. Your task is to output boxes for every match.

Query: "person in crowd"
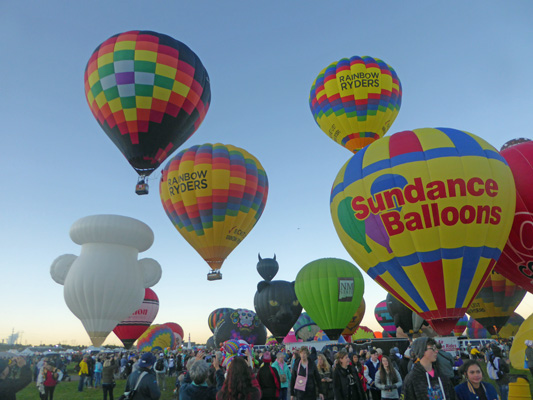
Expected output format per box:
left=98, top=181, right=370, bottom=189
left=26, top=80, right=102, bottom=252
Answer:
left=258, top=351, right=281, bottom=400
left=122, top=352, right=161, bottom=400
left=487, top=346, right=509, bottom=400
left=332, top=349, right=365, bottom=400
left=168, top=355, right=176, bottom=377
left=454, top=360, right=499, bottom=400
left=0, top=357, right=32, bottom=400
left=102, top=356, right=119, bottom=400
left=388, top=348, right=400, bottom=372
left=78, top=356, right=89, bottom=392
left=316, top=353, right=333, bottom=400
left=525, top=340, right=533, bottom=377
left=94, top=357, right=103, bottom=388
left=86, top=355, right=95, bottom=388
left=374, top=355, right=402, bottom=400
left=398, top=349, right=410, bottom=380
left=216, top=355, right=261, bottom=400
left=37, top=360, right=62, bottom=400
left=403, top=337, right=455, bottom=400
left=290, top=347, right=324, bottom=400
left=452, top=356, right=464, bottom=386
left=364, top=349, right=381, bottom=400
left=180, top=352, right=223, bottom=400
left=350, top=353, right=367, bottom=393
left=154, top=353, right=169, bottom=391
left=272, top=352, right=291, bottom=400
left=120, top=354, right=128, bottom=378
left=309, top=348, right=318, bottom=364
left=436, top=343, right=454, bottom=383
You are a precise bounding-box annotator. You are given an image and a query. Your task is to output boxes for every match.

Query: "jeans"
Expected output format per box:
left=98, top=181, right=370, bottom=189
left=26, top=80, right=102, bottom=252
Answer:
left=279, top=387, right=288, bottom=400
left=102, top=383, right=115, bottom=400
left=94, top=371, right=102, bottom=387
left=498, top=383, right=508, bottom=400
left=43, top=386, right=56, bottom=400
left=78, top=375, right=85, bottom=392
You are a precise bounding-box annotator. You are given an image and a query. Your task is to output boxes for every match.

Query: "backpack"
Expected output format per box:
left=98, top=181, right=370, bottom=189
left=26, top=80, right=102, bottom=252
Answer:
left=155, top=358, right=165, bottom=372
left=487, top=355, right=503, bottom=380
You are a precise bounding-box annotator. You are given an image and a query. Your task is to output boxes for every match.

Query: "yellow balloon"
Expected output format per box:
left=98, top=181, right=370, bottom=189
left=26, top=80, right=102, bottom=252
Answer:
left=509, top=313, right=533, bottom=370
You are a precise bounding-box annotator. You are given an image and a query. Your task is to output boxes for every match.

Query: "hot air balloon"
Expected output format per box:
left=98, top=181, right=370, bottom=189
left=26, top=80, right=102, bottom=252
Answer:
left=496, top=139, right=533, bottom=293
left=113, top=288, right=159, bottom=349
left=374, top=300, right=396, bottom=337
left=208, top=308, right=234, bottom=333
left=50, top=215, right=162, bottom=346
left=293, top=313, right=320, bottom=342
left=257, top=254, right=279, bottom=281
left=351, top=326, right=374, bottom=340
left=330, top=128, right=516, bottom=335
left=137, top=324, right=176, bottom=352
left=84, top=30, right=211, bottom=194
left=341, top=298, right=366, bottom=337
left=498, top=312, right=524, bottom=339
left=254, top=280, right=302, bottom=343
left=283, top=330, right=300, bottom=344
left=467, top=270, right=526, bottom=335
left=314, top=331, right=330, bottom=341
left=295, top=258, right=365, bottom=340
left=509, top=313, right=533, bottom=370
left=466, top=317, right=491, bottom=339
left=453, top=315, right=468, bottom=337
left=213, top=308, right=267, bottom=345
left=309, top=56, right=402, bottom=153
left=160, top=143, right=269, bottom=280
left=386, top=293, right=425, bottom=336
left=163, top=322, right=184, bottom=346
left=206, top=336, right=216, bottom=351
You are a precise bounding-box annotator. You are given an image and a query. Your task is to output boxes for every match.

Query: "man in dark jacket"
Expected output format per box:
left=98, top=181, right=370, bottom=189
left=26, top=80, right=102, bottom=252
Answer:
left=122, top=352, right=161, bottom=400
left=0, top=357, right=32, bottom=400
left=404, top=337, right=455, bottom=400
left=435, top=343, right=454, bottom=381
left=257, top=352, right=280, bottom=400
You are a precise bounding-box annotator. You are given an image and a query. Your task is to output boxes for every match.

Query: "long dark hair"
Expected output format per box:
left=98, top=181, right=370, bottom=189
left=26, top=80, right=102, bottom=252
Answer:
left=379, top=355, right=398, bottom=384
left=218, top=357, right=257, bottom=400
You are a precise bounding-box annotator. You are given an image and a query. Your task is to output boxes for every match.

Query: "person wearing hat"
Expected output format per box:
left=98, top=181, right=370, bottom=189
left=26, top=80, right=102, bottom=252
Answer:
left=526, top=340, right=533, bottom=376
left=258, top=352, right=281, bottom=400
left=121, top=352, right=161, bottom=400
left=403, top=337, right=456, bottom=400
left=0, top=356, right=32, bottom=400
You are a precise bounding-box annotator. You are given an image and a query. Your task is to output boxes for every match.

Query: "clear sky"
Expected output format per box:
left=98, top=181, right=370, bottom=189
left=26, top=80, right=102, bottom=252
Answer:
left=1, top=1, right=532, bottom=347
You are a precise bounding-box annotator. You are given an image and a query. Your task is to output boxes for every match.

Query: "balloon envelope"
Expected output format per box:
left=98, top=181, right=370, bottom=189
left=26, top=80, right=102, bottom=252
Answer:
left=330, top=128, right=516, bottom=335
left=295, top=258, right=364, bottom=339
left=466, top=317, right=491, bottom=339
left=160, top=144, right=269, bottom=276
left=113, top=288, right=159, bottom=349
left=509, top=312, right=533, bottom=370
left=342, top=298, right=366, bottom=336
left=208, top=308, right=234, bottom=333
left=137, top=324, right=176, bottom=352
left=293, top=313, right=320, bottom=342
left=453, top=315, right=468, bottom=337
left=213, top=308, right=267, bottom=345
left=495, top=139, right=533, bottom=293
left=374, top=300, right=396, bottom=337
left=309, top=55, right=402, bottom=153
left=498, top=312, right=524, bottom=339
left=84, top=31, right=211, bottom=177
left=163, top=322, right=184, bottom=346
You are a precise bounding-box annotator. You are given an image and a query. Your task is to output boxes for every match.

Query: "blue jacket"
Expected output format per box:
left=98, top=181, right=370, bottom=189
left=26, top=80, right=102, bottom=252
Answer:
left=454, top=381, right=499, bottom=400
left=124, top=368, right=161, bottom=400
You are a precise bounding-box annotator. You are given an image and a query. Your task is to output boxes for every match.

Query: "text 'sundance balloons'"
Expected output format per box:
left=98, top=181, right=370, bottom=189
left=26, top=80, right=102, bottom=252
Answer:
left=295, top=258, right=364, bottom=340
left=310, top=56, right=401, bottom=153
left=467, top=270, right=526, bottom=335
left=113, top=288, right=159, bottom=349
left=160, top=144, right=268, bottom=279
left=330, top=128, right=516, bottom=335
left=495, top=139, right=533, bottom=293
left=84, top=31, right=211, bottom=177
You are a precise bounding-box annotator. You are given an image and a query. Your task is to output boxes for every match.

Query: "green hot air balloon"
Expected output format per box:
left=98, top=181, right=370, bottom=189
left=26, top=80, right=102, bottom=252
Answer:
left=295, top=258, right=364, bottom=339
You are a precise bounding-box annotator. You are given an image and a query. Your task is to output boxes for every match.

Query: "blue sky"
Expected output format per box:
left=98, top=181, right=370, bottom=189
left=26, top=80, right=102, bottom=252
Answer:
left=1, top=1, right=532, bottom=346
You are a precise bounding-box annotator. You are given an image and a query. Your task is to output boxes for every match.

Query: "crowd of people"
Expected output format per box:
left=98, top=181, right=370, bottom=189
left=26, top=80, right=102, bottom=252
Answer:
left=0, top=338, right=532, bottom=400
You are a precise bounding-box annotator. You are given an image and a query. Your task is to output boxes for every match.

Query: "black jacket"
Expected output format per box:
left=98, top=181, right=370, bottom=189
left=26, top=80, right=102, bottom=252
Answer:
left=403, top=362, right=456, bottom=400
left=290, top=360, right=322, bottom=399
left=123, top=368, right=161, bottom=400
left=333, top=364, right=365, bottom=400
left=257, top=363, right=280, bottom=400
left=180, top=368, right=224, bottom=400
left=0, top=365, right=32, bottom=400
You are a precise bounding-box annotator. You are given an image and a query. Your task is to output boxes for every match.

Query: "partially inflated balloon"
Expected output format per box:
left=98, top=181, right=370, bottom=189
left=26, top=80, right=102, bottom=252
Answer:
left=499, top=312, right=524, bottom=339
left=113, top=288, right=159, bottom=349
left=351, top=326, right=374, bottom=340
left=466, top=317, right=491, bottom=339
left=331, top=128, right=516, bottom=335
left=293, top=313, right=320, bottom=342
left=295, top=258, right=364, bottom=339
left=314, top=331, right=330, bottom=341
left=342, top=298, right=366, bottom=336
left=374, top=300, right=396, bottom=337
left=309, top=56, right=401, bottom=153
left=84, top=31, right=210, bottom=177
left=208, top=308, right=234, bottom=333
left=137, top=324, right=176, bottom=352
left=163, top=322, right=184, bottom=346
left=467, top=270, right=526, bottom=335
left=510, top=313, right=533, bottom=370
left=386, top=293, right=424, bottom=336
left=213, top=308, right=267, bottom=345
left=453, top=315, right=468, bottom=337
left=495, top=139, right=533, bottom=293
left=160, top=144, right=268, bottom=280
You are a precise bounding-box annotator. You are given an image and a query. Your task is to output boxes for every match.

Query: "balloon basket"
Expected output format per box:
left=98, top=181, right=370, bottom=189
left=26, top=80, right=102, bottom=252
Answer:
left=207, top=271, right=222, bottom=281
left=135, top=176, right=149, bottom=195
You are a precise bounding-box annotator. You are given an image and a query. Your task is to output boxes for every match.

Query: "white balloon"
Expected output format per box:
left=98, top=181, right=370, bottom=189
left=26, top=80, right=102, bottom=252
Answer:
left=50, top=215, right=162, bottom=347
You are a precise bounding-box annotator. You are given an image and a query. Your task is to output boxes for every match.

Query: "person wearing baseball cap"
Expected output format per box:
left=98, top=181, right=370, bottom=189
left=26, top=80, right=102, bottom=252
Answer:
left=121, top=352, right=161, bottom=400
left=0, top=357, right=32, bottom=400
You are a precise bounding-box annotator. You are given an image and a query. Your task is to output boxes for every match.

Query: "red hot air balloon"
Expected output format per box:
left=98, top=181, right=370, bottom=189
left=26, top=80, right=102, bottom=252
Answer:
left=496, top=139, right=533, bottom=293
left=113, top=288, right=159, bottom=348
left=164, top=322, right=184, bottom=346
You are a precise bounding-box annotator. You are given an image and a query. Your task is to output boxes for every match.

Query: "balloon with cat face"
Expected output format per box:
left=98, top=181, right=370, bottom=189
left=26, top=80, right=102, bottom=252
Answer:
left=254, top=280, right=302, bottom=342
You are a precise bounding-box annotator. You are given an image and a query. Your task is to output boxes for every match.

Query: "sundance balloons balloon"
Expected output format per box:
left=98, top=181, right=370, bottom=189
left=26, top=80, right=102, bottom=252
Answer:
left=160, top=143, right=269, bottom=280
left=214, top=308, right=267, bottom=345
left=50, top=215, right=162, bottom=347
left=113, top=288, right=159, bottom=349
left=254, top=280, right=302, bottom=342
left=467, top=270, right=526, bottom=335
left=309, top=56, right=401, bottom=153
left=137, top=324, right=176, bottom=352
left=257, top=254, right=279, bottom=282
left=295, top=258, right=364, bottom=339
left=342, top=298, right=366, bottom=336
left=495, top=139, right=533, bottom=293
left=84, top=31, right=211, bottom=192
left=331, top=128, right=516, bottom=335
left=208, top=308, right=234, bottom=333
left=374, top=300, right=396, bottom=337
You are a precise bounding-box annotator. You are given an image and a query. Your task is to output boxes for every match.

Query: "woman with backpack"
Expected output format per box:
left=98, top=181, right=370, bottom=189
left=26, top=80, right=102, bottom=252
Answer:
left=487, top=346, right=509, bottom=400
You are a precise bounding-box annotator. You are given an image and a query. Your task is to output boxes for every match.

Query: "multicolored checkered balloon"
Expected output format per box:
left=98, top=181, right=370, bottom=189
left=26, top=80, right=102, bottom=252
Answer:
left=84, top=31, right=211, bottom=176
left=310, top=55, right=401, bottom=153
